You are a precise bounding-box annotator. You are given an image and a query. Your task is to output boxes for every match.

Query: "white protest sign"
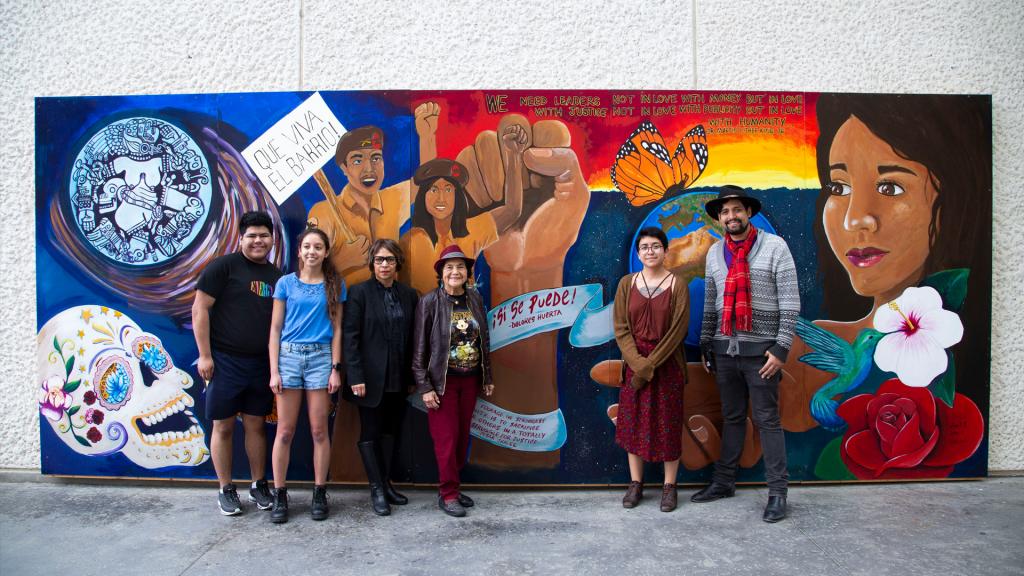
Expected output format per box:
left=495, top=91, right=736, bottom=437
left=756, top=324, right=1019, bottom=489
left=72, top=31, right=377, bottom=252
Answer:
left=241, top=92, right=346, bottom=204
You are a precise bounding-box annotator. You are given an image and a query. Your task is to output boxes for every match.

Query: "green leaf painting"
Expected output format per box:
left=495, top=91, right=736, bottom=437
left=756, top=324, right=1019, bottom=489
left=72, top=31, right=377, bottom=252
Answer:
left=922, top=269, right=969, bottom=313
left=814, top=436, right=856, bottom=481
left=928, top=352, right=956, bottom=408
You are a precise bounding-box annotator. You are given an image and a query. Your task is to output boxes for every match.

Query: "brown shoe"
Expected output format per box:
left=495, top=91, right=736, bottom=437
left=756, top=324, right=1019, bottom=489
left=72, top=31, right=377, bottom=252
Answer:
left=660, top=484, right=678, bottom=512
left=622, top=481, right=643, bottom=508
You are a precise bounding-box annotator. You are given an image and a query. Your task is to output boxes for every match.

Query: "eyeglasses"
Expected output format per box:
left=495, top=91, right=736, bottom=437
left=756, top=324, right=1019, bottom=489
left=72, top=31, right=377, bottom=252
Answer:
left=638, top=243, right=664, bottom=253
left=373, top=256, right=397, bottom=265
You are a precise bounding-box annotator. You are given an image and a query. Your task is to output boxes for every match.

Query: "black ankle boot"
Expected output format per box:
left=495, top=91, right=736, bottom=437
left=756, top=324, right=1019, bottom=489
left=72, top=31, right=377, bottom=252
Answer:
left=690, top=483, right=736, bottom=503
left=377, top=438, right=408, bottom=505
left=358, top=441, right=391, bottom=516
left=311, top=485, right=329, bottom=521
left=763, top=495, right=787, bottom=523
left=270, top=487, right=288, bottom=524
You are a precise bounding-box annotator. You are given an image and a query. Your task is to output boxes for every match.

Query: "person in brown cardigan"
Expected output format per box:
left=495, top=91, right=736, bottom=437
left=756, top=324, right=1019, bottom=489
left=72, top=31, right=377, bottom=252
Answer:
left=614, top=226, right=690, bottom=512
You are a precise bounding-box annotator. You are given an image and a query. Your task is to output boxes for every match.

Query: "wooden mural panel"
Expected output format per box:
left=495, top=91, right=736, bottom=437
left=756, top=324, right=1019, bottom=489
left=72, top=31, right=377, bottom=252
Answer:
left=35, top=90, right=991, bottom=483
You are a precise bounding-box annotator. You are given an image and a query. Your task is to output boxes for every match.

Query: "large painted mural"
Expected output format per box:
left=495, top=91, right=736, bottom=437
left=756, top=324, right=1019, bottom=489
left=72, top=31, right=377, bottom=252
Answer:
left=35, top=90, right=991, bottom=483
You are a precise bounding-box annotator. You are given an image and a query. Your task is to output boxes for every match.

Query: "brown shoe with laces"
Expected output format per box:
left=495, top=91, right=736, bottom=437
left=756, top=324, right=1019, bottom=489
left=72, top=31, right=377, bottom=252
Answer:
left=622, top=481, right=643, bottom=508
left=660, top=484, right=678, bottom=512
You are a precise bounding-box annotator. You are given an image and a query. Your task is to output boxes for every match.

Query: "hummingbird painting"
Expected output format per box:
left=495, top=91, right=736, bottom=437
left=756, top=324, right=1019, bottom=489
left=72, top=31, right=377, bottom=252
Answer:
left=795, top=317, right=885, bottom=431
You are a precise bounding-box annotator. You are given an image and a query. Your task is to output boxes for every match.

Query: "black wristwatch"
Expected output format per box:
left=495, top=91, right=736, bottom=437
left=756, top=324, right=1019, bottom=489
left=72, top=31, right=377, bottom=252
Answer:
left=332, top=362, right=344, bottom=372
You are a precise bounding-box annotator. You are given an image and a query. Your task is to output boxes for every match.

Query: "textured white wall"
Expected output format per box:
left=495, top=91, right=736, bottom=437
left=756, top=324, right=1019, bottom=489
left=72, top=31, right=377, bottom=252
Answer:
left=3, top=0, right=1021, bottom=470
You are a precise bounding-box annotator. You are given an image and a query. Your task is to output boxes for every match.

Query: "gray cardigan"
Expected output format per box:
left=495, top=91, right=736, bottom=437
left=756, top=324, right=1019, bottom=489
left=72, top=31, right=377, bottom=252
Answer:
left=699, top=230, right=800, bottom=362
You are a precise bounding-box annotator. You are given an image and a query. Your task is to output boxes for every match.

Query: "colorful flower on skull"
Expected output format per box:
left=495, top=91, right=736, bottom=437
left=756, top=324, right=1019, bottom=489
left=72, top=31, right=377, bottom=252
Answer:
left=138, top=342, right=170, bottom=373
left=38, top=375, right=72, bottom=422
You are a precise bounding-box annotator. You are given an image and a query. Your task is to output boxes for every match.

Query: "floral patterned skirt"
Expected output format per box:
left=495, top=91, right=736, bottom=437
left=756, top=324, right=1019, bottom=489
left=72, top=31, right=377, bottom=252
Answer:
left=615, top=338, right=684, bottom=462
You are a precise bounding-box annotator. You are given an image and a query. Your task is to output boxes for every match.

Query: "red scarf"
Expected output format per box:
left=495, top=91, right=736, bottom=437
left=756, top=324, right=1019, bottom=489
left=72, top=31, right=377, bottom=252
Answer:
left=721, top=226, right=757, bottom=336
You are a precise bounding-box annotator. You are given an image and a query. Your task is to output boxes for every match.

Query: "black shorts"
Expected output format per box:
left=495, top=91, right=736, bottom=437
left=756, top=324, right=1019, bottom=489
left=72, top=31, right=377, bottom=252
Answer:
left=205, top=350, right=274, bottom=420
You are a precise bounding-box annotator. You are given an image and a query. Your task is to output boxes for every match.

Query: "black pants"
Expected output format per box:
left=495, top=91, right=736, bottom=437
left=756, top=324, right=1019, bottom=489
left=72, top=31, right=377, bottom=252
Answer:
left=711, top=354, right=788, bottom=496
left=357, top=392, right=408, bottom=443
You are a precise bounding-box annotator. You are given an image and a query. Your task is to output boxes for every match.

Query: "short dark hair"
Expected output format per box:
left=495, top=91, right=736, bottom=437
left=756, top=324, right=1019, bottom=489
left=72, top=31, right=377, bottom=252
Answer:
left=239, top=211, right=273, bottom=235
left=368, top=238, right=404, bottom=273
left=635, top=226, right=668, bottom=252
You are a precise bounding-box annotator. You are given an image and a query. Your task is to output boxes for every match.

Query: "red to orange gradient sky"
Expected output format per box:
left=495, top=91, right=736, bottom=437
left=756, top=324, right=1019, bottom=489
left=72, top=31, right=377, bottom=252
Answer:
left=411, top=89, right=821, bottom=192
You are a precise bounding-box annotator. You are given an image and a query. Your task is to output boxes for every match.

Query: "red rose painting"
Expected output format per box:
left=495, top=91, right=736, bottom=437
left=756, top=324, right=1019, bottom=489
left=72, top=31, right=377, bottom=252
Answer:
left=837, top=379, right=984, bottom=479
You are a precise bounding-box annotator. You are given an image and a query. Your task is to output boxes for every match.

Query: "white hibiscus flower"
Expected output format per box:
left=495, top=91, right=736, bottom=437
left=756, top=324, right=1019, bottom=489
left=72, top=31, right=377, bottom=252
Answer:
left=872, top=286, right=964, bottom=387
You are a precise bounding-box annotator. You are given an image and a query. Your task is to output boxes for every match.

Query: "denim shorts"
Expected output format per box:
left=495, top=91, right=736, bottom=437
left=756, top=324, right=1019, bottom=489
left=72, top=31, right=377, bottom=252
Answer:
left=278, top=342, right=332, bottom=390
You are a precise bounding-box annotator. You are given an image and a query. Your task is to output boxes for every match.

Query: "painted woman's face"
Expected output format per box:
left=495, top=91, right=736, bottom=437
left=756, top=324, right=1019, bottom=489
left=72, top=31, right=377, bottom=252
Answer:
left=425, top=179, right=456, bottom=221
left=823, top=116, right=938, bottom=303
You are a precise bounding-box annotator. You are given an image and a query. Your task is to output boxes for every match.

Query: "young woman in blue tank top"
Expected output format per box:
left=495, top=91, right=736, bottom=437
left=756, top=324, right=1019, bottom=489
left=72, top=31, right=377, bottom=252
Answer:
left=267, top=227, right=345, bottom=523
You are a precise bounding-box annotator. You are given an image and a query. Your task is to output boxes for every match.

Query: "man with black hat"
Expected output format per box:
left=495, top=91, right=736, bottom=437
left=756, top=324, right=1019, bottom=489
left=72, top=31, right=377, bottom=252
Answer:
left=691, top=185, right=800, bottom=523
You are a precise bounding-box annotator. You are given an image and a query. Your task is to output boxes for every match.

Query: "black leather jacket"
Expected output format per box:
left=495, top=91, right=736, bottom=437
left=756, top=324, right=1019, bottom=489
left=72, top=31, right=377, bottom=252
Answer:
left=412, top=286, right=492, bottom=397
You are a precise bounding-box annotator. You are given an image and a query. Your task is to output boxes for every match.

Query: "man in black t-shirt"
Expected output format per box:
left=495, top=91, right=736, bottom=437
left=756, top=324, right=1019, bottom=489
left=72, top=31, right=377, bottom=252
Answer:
left=192, top=211, right=282, bottom=516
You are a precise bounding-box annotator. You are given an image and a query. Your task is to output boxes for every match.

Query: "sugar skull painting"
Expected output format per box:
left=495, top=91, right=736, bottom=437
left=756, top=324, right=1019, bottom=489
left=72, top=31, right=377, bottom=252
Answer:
left=37, top=305, right=208, bottom=469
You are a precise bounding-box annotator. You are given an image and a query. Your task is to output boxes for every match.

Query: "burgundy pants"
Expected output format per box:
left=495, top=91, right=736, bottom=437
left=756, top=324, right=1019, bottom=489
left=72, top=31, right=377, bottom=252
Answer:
left=427, top=373, right=479, bottom=502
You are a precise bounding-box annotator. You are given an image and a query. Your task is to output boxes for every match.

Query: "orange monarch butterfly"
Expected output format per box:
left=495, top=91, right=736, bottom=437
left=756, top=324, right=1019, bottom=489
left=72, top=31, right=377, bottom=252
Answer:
left=611, top=121, right=708, bottom=206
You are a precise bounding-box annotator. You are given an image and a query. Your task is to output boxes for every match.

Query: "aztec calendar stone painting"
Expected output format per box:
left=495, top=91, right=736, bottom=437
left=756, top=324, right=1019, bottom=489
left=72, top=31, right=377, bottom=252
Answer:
left=68, top=116, right=212, bottom=266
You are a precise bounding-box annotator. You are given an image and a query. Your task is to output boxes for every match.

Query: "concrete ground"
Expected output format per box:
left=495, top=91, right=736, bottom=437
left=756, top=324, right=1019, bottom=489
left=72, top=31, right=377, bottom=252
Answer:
left=1, top=473, right=1021, bottom=576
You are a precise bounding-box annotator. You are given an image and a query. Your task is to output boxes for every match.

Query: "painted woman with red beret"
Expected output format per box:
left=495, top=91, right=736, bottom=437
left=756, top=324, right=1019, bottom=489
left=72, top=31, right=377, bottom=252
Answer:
left=401, top=133, right=525, bottom=296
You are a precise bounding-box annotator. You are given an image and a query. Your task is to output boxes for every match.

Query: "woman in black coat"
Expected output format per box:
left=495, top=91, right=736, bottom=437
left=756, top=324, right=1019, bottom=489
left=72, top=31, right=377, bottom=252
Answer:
left=342, top=238, right=419, bottom=515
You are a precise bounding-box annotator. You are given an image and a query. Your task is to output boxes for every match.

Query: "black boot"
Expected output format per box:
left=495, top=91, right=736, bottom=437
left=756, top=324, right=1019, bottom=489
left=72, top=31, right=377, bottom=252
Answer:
left=358, top=441, right=391, bottom=516
left=270, top=487, right=288, bottom=524
left=378, top=437, right=408, bottom=505
left=763, top=495, right=787, bottom=523
left=690, top=483, right=736, bottom=503
left=311, top=485, right=329, bottom=521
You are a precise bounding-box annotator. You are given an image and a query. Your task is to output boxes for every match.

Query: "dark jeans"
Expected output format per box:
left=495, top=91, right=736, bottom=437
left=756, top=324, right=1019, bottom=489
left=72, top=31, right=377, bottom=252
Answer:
left=711, top=354, right=788, bottom=496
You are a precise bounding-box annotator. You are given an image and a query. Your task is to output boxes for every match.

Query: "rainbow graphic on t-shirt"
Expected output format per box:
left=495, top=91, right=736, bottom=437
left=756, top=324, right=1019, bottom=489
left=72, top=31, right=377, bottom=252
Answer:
left=250, top=281, right=273, bottom=298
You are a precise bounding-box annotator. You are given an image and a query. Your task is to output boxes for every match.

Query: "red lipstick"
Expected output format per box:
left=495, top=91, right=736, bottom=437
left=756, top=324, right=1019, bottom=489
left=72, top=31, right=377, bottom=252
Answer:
left=846, top=247, right=888, bottom=267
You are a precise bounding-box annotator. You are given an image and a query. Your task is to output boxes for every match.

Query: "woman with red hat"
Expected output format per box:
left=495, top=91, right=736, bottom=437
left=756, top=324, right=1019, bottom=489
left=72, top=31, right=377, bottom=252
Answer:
left=411, top=245, right=494, bottom=517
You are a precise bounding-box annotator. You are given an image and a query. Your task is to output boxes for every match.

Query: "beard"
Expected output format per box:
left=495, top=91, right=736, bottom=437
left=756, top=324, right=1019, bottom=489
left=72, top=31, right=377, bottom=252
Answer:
left=725, top=218, right=749, bottom=235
